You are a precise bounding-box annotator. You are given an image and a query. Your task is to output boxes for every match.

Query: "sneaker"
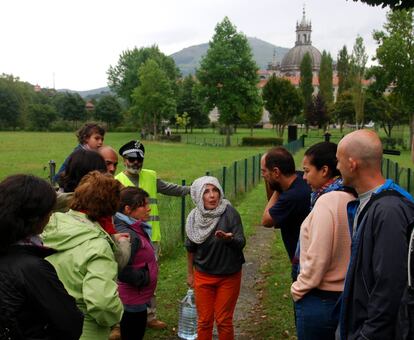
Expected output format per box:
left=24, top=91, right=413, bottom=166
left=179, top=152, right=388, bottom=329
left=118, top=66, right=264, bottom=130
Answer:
left=147, top=319, right=167, bottom=330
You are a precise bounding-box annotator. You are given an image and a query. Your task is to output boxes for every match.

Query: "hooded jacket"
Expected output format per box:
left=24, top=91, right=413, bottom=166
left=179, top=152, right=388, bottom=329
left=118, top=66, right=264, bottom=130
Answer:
left=42, top=210, right=123, bottom=340
left=340, top=180, right=414, bottom=340
left=0, top=244, right=84, bottom=340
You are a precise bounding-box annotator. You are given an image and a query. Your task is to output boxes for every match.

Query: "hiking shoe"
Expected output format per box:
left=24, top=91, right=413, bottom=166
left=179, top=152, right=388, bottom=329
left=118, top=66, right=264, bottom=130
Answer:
left=147, top=319, right=167, bottom=329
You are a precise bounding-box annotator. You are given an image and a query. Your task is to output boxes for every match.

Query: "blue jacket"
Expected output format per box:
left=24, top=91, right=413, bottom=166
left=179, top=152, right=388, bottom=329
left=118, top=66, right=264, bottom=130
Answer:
left=340, top=179, right=414, bottom=340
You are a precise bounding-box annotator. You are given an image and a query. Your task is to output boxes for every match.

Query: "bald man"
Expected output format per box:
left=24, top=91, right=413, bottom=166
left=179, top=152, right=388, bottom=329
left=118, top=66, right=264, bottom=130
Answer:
left=337, top=130, right=414, bottom=340
left=99, top=146, right=118, bottom=175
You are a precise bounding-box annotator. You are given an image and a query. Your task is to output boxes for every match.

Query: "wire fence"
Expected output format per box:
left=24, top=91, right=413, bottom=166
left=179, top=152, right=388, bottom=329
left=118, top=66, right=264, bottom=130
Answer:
left=158, top=137, right=305, bottom=255
left=381, top=158, right=414, bottom=196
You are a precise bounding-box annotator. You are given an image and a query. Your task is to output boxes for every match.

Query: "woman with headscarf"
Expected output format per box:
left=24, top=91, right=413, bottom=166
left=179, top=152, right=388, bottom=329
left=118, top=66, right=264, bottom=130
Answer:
left=0, top=174, right=83, bottom=340
left=185, top=176, right=246, bottom=340
left=42, top=171, right=124, bottom=340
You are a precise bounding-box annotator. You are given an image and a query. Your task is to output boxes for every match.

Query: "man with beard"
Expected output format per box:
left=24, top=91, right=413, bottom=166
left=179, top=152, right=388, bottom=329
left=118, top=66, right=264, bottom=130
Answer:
left=115, top=140, right=190, bottom=330
left=261, top=147, right=311, bottom=281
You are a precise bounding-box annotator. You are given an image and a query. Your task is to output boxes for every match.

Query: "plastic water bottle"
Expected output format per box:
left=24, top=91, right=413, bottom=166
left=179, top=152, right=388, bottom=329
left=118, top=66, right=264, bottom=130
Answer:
left=178, top=288, right=197, bottom=340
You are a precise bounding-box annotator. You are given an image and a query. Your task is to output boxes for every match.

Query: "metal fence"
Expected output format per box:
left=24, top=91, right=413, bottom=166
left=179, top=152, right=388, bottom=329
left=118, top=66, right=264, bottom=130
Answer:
left=381, top=158, right=414, bottom=196
left=158, top=137, right=305, bottom=255
left=183, top=134, right=241, bottom=147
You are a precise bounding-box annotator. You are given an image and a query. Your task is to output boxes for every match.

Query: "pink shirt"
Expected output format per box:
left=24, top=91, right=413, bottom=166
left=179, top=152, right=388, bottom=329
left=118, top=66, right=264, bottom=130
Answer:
left=291, top=190, right=354, bottom=301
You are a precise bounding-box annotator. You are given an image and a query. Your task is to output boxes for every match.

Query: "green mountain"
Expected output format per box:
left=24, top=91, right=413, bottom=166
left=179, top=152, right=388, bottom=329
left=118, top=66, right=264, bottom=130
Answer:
left=170, top=37, right=290, bottom=75
left=64, top=37, right=290, bottom=96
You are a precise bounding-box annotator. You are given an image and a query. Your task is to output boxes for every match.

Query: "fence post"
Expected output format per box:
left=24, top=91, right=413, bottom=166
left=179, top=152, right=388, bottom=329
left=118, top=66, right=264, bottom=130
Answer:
left=252, top=155, right=256, bottom=186
left=234, top=161, right=237, bottom=197
left=222, top=166, right=227, bottom=195
left=49, top=160, right=56, bottom=185
left=386, top=159, right=390, bottom=178
left=258, top=153, right=262, bottom=182
left=395, top=162, right=399, bottom=184
left=244, top=158, right=248, bottom=192
left=408, top=168, right=411, bottom=194
left=181, top=179, right=186, bottom=241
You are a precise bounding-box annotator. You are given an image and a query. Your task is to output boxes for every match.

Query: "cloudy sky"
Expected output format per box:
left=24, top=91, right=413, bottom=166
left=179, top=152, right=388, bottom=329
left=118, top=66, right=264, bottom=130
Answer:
left=0, top=0, right=389, bottom=91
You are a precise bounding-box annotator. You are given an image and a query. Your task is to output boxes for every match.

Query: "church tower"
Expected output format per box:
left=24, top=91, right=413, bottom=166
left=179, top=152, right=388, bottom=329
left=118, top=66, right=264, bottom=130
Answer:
left=295, top=6, right=312, bottom=46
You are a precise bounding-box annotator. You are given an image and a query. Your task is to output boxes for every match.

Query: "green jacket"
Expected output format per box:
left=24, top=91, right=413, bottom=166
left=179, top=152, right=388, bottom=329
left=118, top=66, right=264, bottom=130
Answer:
left=42, top=210, right=123, bottom=340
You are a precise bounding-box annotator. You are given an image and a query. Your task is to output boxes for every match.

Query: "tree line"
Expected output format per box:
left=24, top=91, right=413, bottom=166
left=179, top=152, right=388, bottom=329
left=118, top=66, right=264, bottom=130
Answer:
left=0, top=8, right=412, bottom=143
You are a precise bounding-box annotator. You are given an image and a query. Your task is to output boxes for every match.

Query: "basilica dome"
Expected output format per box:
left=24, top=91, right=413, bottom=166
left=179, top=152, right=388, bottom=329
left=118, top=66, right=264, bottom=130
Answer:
left=281, top=44, right=321, bottom=73
left=280, top=8, right=321, bottom=75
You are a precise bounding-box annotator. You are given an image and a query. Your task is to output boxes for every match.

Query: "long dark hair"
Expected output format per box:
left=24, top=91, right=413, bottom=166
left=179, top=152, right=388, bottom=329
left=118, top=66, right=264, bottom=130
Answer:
left=59, top=149, right=107, bottom=192
left=305, top=142, right=340, bottom=178
left=0, top=174, right=57, bottom=251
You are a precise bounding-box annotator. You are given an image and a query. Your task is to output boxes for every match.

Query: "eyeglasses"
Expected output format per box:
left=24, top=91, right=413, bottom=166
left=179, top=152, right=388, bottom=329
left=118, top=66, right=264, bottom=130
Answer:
left=127, top=157, right=142, bottom=163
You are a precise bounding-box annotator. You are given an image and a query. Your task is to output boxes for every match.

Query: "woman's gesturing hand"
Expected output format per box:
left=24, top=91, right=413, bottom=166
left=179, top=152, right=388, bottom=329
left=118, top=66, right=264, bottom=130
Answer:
left=215, top=230, right=233, bottom=240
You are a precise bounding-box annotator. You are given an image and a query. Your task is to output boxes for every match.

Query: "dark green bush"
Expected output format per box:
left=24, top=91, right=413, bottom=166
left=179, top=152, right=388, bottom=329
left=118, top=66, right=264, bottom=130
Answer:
left=219, top=126, right=234, bottom=135
left=159, top=134, right=181, bottom=142
left=112, top=126, right=138, bottom=132
left=380, top=137, right=404, bottom=149
left=48, top=120, right=75, bottom=132
left=241, top=137, right=283, bottom=146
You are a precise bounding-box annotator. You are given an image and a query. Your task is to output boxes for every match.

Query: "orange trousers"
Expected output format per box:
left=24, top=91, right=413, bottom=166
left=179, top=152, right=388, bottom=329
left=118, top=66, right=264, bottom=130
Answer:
left=194, top=270, right=242, bottom=340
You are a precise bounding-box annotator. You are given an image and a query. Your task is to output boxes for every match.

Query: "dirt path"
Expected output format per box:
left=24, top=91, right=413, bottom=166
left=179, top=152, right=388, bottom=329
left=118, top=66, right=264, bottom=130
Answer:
left=232, top=225, right=276, bottom=339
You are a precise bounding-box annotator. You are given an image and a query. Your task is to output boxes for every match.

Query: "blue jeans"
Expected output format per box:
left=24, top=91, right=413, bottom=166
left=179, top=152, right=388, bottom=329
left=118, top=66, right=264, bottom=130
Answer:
left=295, top=290, right=340, bottom=340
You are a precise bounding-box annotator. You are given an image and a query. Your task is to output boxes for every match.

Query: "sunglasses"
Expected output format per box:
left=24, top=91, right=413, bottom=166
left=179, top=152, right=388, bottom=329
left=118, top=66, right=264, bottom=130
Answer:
left=127, top=157, right=142, bottom=163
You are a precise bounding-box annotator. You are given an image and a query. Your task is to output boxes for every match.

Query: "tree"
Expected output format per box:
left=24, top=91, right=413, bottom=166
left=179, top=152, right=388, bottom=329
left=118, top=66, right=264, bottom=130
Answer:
left=350, top=36, right=368, bottom=127
left=313, top=93, right=330, bottom=129
left=107, top=45, right=180, bottom=105
left=176, top=75, right=207, bottom=132
left=95, top=95, right=122, bottom=129
left=366, top=93, right=407, bottom=137
left=352, top=0, right=414, bottom=9
left=299, top=52, right=314, bottom=129
left=197, top=17, right=260, bottom=146
left=319, top=51, right=334, bottom=106
left=373, top=9, right=414, bottom=141
left=0, top=82, right=21, bottom=129
left=239, top=92, right=263, bottom=136
left=262, top=75, right=303, bottom=137
left=337, top=45, right=353, bottom=96
left=332, top=91, right=355, bottom=132
left=27, top=103, right=57, bottom=130
left=53, top=92, right=86, bottom=126
left=175, top=112, right=191, bottom=132
left=131, top=59, right=176, bottom=138
left=0, top=74, right=37, bottom=129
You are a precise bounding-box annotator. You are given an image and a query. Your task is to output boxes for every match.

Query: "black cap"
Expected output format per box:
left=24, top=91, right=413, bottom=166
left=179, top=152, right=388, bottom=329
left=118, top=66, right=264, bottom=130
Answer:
left=119, top=140, right=145, bottom=160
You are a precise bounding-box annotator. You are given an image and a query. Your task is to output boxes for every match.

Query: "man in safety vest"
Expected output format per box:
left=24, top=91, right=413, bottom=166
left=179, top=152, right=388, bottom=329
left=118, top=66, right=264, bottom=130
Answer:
left=115, top=140, right=190, bottom=330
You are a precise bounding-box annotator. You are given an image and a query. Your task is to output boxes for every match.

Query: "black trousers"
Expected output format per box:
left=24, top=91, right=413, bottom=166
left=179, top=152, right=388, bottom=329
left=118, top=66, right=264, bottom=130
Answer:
left=120, top=309, right=148, bottom=340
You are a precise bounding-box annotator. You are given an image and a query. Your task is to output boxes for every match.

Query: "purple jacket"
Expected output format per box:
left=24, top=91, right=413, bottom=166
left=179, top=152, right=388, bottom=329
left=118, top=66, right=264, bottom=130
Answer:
left=115, top=216, right=158, bottom=306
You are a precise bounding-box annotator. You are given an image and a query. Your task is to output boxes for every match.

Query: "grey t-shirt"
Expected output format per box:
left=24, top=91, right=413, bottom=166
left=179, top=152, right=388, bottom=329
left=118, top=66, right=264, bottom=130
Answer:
left=353, top=185, right=382, bottom=234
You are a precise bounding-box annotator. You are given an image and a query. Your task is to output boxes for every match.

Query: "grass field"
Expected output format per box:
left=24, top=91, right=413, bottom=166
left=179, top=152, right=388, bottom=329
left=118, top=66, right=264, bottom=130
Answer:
left=0, top=131, right=270, bottom=181
left=1, top=126, right=412, bottom=181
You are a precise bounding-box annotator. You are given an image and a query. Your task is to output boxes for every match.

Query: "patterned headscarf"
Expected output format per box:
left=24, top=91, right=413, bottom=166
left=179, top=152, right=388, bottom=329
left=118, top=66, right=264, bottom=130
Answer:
left=185, top=176, right=230, bottom=244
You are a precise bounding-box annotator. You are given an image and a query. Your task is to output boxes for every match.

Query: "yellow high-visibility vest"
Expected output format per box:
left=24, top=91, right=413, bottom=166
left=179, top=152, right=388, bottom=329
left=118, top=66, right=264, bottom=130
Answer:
left=115, top=170, right=160, bottom=242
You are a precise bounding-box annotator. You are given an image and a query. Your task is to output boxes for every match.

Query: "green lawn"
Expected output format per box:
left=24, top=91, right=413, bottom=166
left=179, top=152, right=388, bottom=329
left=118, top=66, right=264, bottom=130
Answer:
left=0, top=131, right=269, bottom=181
